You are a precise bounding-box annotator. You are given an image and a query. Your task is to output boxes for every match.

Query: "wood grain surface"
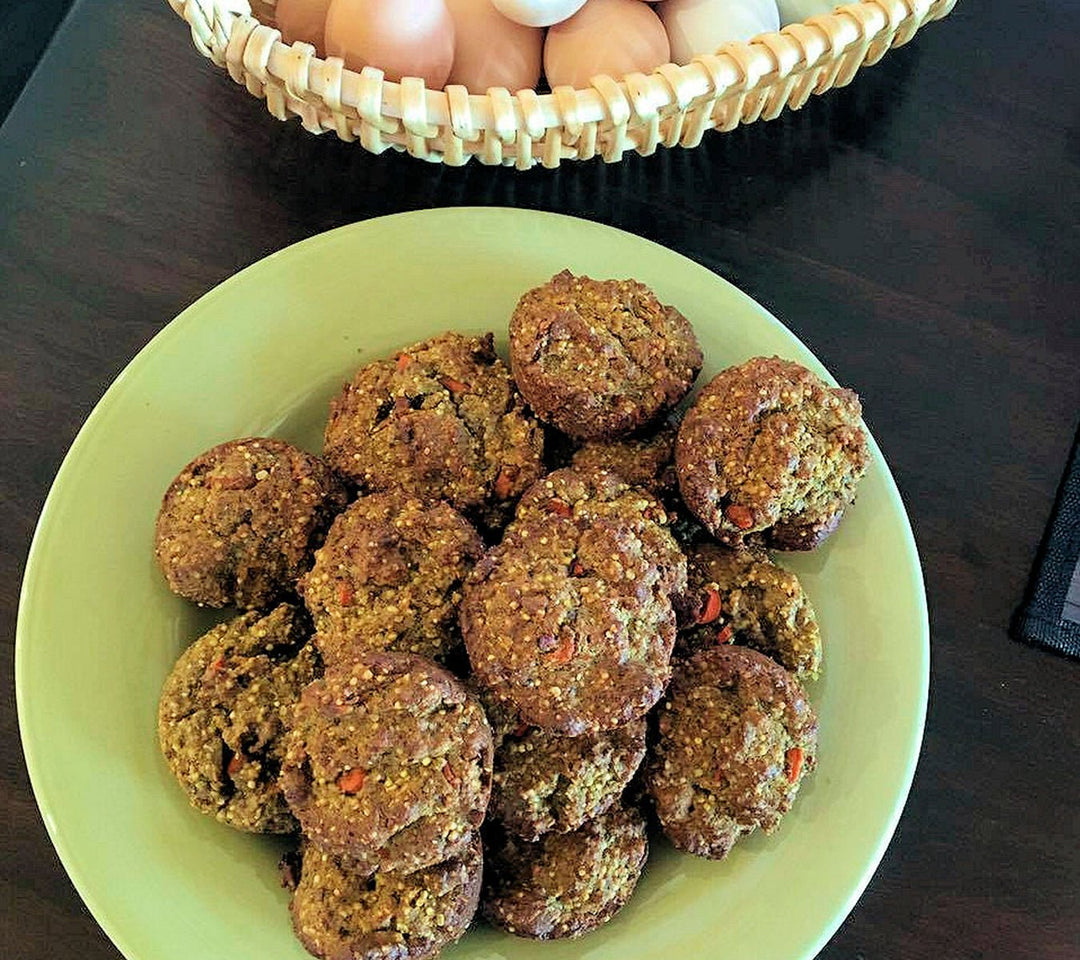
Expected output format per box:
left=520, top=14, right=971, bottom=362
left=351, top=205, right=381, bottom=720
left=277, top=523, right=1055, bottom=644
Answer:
left=2, top=1, right=1078, bottom=958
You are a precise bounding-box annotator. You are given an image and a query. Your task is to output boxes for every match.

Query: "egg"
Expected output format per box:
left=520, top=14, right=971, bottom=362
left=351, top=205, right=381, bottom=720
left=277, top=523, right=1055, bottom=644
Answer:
left=324, top=0, right=456, bottom=88
left=491, top=0, right=589, bottom=28
left=776, top=0, right=837, bottom=26
left=660, top=0, right=780, bottom=65
left=444, top=0, right=543, bottom=90
left=544, top=0, right=670, bottom=88
left=275, top=0, right=333, bottom=54
left=249, top=0, right=279, bottom=24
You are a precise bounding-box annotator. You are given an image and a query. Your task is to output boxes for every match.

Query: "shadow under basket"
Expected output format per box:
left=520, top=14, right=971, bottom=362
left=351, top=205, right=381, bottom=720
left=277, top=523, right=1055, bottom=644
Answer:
left=167, top=0, right=956, bottom=168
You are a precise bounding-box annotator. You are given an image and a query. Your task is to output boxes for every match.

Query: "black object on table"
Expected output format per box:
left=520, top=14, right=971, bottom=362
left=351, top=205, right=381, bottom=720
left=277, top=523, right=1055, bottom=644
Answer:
left=1013, top=425, right=1080, bottom=660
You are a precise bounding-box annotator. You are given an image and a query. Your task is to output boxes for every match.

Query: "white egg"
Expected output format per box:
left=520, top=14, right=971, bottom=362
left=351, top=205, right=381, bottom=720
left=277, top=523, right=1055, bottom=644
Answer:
left=492, top=0, right=589, bottom=28
left=776, top=0, right=837, bottom=26
left=660, top=0, right=780, bottom=65
left=445, top=0, right=543, bottom=90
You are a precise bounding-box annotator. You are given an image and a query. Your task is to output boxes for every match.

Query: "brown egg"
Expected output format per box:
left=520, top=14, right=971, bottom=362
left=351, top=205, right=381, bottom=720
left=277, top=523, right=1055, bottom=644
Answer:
left=275, top=0, right=334, bottom=55
left=325, top=0, right=456, bottom=88
left=445, top=0, right=543, bottom=91
left=544, top=0, right=670, bottom=88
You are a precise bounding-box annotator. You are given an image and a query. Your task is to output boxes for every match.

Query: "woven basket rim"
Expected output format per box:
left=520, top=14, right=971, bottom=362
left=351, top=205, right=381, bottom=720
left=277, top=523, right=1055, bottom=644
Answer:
left=169, top=0, right=956, bottom=130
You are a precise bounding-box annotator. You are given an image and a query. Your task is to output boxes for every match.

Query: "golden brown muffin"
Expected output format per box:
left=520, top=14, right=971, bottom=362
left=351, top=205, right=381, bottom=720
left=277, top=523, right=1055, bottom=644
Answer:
left=154, top=438, right=347, bottom=609
left=675, top=357, right=869, bottom=549
left=509, top=271, right=702, bottom=440
left=647, top=645, right=818, bottom=859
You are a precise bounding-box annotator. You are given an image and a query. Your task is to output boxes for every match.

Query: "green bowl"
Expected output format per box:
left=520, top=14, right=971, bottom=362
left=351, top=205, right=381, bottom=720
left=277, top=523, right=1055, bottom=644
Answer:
left=17, top=208, right=928, bottom=960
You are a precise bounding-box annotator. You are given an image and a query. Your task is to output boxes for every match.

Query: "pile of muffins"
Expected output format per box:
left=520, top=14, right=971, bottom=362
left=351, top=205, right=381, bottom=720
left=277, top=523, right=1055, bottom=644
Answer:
left=154, top=269, right=870, bottom=959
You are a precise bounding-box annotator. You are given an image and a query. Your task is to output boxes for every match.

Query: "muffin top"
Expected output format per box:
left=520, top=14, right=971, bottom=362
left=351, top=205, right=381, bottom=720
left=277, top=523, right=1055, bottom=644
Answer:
left=280, top=652, right=493, bottom=874
left=299, top=491, right=484, bottom=667
left=157, top=604, right=317, bottom=833
left=481, top=804, right=649, bottom=940
left=676, top=540, right=822, bottom=680
left=481, top=689, right=647, bottom=840
left=289, top=835, right=482, bottom=960
left=647, top=645, right=818, bottom=860
left=154, top=437, right=347, bottom=609
left=462, top=471, right=685, bottom=736
left=509, top=271, right=702, bottom=440
left=675, top=357, right=869, bottom=549
left=323, top=331, right=544, bottom=528
left=570, top=420, right=680, bottom=500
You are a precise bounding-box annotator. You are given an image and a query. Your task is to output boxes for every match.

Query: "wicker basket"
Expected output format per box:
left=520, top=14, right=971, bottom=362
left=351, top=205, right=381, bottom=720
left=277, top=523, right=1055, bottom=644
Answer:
left=167, top=0, right=955, bottom=168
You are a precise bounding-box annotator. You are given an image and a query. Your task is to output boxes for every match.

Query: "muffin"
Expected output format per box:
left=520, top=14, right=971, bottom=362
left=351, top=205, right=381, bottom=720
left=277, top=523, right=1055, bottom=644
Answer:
left=157, top=604, right=317, bottom=833
left=509, top=271, right=702, bottom=440
left=280, top=652, right=493, bottom=874
left=298, top=492, right=484, bottom=667
left=569, top=419, right=680, bottom=501
left=323, top=331, right=544, bottom=527
left=154, top=438, right=347, bottom=609
left=482, top=691, right=647, bottom=840
left=512, top=465, right=674, bottom=528
left=675, top=540, right=822, bottom=680
left=646, top=645, right=818, bottom=860
left=482, top=804, right=648, bottom=939
left=462, top=470, right=685, bottom=736
left=675, top=357, right=869, bottom=549
left=288, top=837, right=482, bottom=960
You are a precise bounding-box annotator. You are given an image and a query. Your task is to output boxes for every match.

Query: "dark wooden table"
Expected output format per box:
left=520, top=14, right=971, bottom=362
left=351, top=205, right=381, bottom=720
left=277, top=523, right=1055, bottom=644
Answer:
left=3, top=1, right=1078, bottom=957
